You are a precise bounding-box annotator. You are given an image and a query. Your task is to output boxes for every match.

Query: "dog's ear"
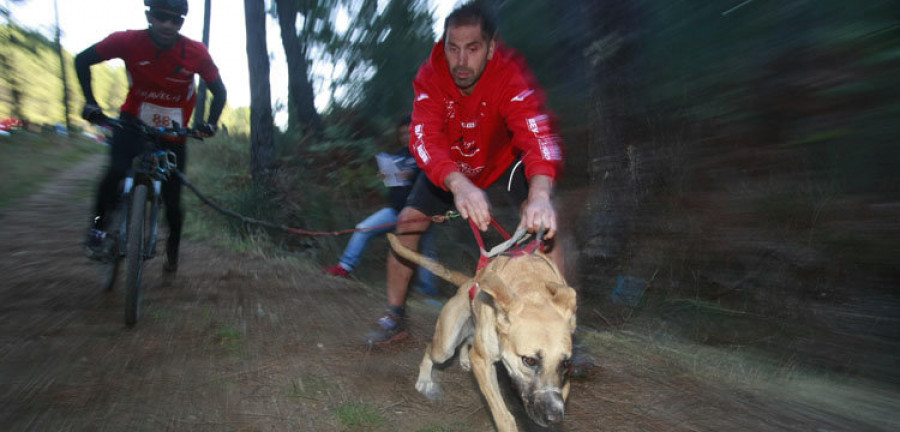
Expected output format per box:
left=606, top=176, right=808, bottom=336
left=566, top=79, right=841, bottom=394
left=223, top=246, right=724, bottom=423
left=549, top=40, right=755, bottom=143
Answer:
left=477, top=292, right=511, bottom=333
left=477, top=271, right=516, bottom=332
left=548, top=282, right=578, bottom=331
left=478, top=271, right=515, bottom=307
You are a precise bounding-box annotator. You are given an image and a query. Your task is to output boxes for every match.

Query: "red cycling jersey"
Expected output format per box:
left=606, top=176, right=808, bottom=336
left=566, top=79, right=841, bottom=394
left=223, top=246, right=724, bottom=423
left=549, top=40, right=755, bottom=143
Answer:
left=93, top=29, right=219, bottom=129
left=410, top=41, right=563, bottom=190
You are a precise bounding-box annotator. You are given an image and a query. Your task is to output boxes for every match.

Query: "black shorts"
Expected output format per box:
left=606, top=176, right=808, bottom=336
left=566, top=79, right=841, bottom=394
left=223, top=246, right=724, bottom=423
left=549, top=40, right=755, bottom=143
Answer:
left=405, top=160, right=528, bottom=217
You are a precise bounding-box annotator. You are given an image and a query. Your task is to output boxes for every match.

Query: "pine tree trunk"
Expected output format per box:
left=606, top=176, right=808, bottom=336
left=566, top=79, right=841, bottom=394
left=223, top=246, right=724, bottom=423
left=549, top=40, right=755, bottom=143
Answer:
left=54, top=0, right=71, bottom=131
left=244, top=0, right=276, bottom=182
left=577, top=0, right=651, bottom=289
left=274, top=0, right=322, bottom=139
left=193, top=0, right=212, bottom=128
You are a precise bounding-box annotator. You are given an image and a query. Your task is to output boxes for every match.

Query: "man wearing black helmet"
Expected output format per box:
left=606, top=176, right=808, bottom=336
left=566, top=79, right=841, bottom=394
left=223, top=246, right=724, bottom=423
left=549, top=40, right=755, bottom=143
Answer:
left=75, top=0, right=227, bottom=273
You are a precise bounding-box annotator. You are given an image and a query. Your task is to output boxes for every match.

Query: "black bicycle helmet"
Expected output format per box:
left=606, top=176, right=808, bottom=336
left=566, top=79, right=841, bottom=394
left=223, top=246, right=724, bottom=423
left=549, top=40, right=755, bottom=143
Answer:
left=144, top=0, right=188, bottom=15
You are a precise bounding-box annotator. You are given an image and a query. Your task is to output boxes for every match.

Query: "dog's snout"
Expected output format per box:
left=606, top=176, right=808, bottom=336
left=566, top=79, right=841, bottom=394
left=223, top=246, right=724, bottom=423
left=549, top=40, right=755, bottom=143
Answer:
left=545, top=408, right=564, bottom=424
left=536, top=389, right=565, bottom=424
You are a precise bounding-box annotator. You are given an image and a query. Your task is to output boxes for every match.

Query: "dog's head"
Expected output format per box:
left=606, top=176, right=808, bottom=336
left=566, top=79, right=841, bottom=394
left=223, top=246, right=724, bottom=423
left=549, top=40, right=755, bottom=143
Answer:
left=476, top=254, right=577, bottom=426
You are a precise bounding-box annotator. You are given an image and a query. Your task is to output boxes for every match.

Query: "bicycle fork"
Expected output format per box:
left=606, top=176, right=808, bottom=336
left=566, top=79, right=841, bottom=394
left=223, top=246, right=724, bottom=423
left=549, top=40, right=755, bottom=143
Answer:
left=118, top=177, right=164, bottom=259
left=146, top=179, right=163, bottom=259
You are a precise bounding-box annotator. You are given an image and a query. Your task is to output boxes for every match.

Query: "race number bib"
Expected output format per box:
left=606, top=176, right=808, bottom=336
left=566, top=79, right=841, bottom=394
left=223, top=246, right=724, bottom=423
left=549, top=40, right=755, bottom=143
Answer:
left=138, top=102, right=184, bottom=128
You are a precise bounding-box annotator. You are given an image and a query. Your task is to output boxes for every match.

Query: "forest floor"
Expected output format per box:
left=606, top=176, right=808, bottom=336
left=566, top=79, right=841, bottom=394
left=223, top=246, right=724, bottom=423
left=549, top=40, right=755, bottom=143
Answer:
left=1, top=155, right=898, bottom=431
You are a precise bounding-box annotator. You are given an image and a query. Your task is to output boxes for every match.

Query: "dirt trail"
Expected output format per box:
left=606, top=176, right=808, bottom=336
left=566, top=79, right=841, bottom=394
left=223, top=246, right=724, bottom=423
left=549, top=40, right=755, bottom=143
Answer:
left=0, top=156, right=895, bottom=431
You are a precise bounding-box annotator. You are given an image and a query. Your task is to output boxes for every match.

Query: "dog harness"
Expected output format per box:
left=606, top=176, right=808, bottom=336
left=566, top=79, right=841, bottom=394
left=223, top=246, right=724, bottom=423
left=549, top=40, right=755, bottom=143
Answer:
left=469, top=282, right=479, bottom=302
left=467, top=218, right=544, bottom=304
left=468, top=218, right=543, bottom=271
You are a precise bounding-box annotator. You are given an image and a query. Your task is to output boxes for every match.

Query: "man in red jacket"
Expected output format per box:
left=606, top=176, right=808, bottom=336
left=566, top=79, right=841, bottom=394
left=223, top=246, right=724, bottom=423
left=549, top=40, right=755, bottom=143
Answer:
left=76, top=0, right=226, bottom=273
left=367, top=2, right=565, bottom=346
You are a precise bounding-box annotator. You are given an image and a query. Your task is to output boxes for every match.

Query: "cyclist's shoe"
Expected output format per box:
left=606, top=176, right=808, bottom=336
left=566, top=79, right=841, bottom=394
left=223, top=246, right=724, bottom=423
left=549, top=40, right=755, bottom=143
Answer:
left=163, top=256, right=178, bottom=273
left=83, top=228, right=109, bottom=261
left=163, top=245, right=178, bottom=273
left=323, top=264, right=351, bottom=278
left=365, top=313, right=408, bottom=347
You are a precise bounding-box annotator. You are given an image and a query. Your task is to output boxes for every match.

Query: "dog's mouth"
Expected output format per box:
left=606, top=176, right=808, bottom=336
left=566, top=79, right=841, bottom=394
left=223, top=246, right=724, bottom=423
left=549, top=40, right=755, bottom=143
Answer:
left=522, top=387, right=566, bottom=426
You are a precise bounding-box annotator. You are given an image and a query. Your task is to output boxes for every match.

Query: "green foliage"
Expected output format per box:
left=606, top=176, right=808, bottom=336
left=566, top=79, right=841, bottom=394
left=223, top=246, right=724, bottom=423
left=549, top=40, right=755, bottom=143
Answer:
left=638, top=0, right=900, bottom=196
left=355, top=0, right=435, bottom=119
left=274, top=0, right=433, bottom=120
left=215, top=324, right=242, bottom=356
left=307, top=121, right=383, bottom=195
left=333, top=401, right=386, bottom=429
left=216, top=105, right=251, bottom=137
left=181, top=133, right=265, bottom=244
left=416, top=425, right=470, bottom=432
left=185, top=103, right=408, bottom=267
left=89, top=62, right=129, bottom=116
left=0, top=24, right=127, bottom=127
left=288, top=374, right=331, bottom=399
left=493, top=0, right=592, bottom=127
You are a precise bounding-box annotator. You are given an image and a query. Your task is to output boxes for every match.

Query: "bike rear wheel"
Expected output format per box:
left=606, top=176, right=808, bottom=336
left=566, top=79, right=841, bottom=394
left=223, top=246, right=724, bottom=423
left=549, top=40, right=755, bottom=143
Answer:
left=124, top=184, right=147, bottom=327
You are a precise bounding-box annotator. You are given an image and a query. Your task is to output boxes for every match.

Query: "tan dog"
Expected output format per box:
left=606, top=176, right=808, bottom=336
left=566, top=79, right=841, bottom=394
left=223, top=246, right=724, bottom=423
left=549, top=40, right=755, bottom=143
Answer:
left=387, top=233, right=577, bottom=432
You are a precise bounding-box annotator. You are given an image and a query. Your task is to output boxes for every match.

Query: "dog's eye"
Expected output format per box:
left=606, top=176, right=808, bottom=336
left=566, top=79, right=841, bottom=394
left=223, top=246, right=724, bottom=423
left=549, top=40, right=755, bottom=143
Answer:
left=522, top=356, right=538, bottom=368
left=561, top=359, right=573, bottom=374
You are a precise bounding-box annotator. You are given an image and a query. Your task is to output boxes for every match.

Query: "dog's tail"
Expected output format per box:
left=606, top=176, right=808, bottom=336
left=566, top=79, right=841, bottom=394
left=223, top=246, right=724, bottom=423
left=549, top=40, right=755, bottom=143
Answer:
left=387, top=233, right=471, bottom=286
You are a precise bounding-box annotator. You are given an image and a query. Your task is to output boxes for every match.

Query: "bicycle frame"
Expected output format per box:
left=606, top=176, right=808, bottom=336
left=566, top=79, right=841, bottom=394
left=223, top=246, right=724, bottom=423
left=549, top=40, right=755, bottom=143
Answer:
left=112, top=144, right=178, bottom=261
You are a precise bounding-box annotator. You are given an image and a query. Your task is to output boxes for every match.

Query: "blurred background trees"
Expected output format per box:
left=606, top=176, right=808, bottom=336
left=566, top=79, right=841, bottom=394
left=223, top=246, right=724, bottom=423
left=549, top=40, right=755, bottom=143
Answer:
left=1, top=0, right=898, bottom=384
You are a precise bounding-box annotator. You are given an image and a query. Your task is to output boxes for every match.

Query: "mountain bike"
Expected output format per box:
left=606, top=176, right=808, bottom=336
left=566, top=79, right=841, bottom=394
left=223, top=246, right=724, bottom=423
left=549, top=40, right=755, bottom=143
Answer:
left=97, top=117, right=200, bottom=326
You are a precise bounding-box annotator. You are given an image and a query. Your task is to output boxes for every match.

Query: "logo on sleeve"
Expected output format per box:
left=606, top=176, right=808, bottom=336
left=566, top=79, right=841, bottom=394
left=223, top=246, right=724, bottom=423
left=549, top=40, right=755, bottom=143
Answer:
left=510, top=89, right=534, bottom=102
left=539, top=137, right=563, bottom=161
left=526, top=115, right=551, bottom=135
left=415, top=142, right=430, bottom=164
left=416, top=93, right=430, bottom=102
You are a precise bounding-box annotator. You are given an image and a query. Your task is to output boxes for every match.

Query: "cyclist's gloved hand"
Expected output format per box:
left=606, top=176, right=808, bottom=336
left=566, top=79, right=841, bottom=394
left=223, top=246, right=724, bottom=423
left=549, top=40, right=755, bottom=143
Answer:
left=81, top=103, right=106, bottom=124
left=196, top=122, right=217, bottom=138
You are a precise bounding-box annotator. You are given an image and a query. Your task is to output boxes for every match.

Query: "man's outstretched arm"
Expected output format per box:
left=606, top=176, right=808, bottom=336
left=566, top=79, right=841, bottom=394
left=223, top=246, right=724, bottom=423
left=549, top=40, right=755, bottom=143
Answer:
left=205, top=77, right=227, bottom=125
left=74, top=46, right=103, bottom=103
left=520, top=174, right=557, bottom=239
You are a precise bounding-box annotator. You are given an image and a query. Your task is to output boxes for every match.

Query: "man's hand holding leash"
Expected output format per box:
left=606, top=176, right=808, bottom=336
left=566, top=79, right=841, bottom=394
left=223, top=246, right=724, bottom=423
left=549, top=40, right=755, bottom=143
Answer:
left=446, top=171, right=492, bottom=232
left=520, top=174, right=557, bottom=239
left=448, top=170, right=558, bottom=240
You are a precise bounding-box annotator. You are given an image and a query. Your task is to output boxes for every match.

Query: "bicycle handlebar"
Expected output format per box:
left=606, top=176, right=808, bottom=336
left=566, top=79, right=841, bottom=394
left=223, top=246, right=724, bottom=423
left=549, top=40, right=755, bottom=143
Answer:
left=99, top=116, right=204, bottom=141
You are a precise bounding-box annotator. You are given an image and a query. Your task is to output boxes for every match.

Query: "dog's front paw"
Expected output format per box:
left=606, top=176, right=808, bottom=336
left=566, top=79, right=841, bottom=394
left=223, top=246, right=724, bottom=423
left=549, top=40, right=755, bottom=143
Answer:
left=459, top=344, right=472, bottom=371
left=459, top=355, right=471, bottom=371
left=415, top=380, right=443, bottom=401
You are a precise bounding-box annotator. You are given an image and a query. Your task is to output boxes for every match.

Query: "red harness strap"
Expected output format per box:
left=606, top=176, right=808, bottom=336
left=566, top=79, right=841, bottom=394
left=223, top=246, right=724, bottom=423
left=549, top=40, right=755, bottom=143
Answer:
left=467, top=218, right=546, bottom=304
left=468, top=218, right=543, bottom=270
left=469, top=219, right=493, bottom=271
left=469, top=282, right=479, bottom=302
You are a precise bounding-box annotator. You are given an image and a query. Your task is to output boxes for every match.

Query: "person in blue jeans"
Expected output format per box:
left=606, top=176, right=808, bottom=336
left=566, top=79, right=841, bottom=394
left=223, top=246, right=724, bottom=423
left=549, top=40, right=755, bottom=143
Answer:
left=324, top=115, right=438, bottom=295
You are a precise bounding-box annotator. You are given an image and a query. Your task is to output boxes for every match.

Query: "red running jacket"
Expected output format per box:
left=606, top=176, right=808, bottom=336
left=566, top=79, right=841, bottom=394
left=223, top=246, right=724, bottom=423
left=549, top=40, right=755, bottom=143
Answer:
left=94, top=30, right=219, bottom=130
left=410, top=41, right=564, bottom=191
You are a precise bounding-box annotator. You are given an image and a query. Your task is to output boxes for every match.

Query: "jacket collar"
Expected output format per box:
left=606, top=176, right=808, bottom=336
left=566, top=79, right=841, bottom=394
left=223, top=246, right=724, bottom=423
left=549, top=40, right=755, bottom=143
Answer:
left=430, top=39, right=504, bottom=100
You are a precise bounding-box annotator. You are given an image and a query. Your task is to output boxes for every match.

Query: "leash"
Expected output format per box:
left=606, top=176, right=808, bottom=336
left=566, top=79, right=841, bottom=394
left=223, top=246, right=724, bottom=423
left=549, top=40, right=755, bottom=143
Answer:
left=466, top=217, right=544, bottom=302
left=284, top=210, right=457, bottom=237
left=175, top=169, right=459, bottom=236
left=467, top=218, right=543, bottom=271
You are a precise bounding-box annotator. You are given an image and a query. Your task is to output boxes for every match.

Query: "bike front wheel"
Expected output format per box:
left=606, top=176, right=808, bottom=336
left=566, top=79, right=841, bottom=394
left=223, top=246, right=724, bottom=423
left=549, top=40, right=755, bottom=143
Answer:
left=100, top=206, right=124, bottom=292
left=124, top=184, right=147, bottom=327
